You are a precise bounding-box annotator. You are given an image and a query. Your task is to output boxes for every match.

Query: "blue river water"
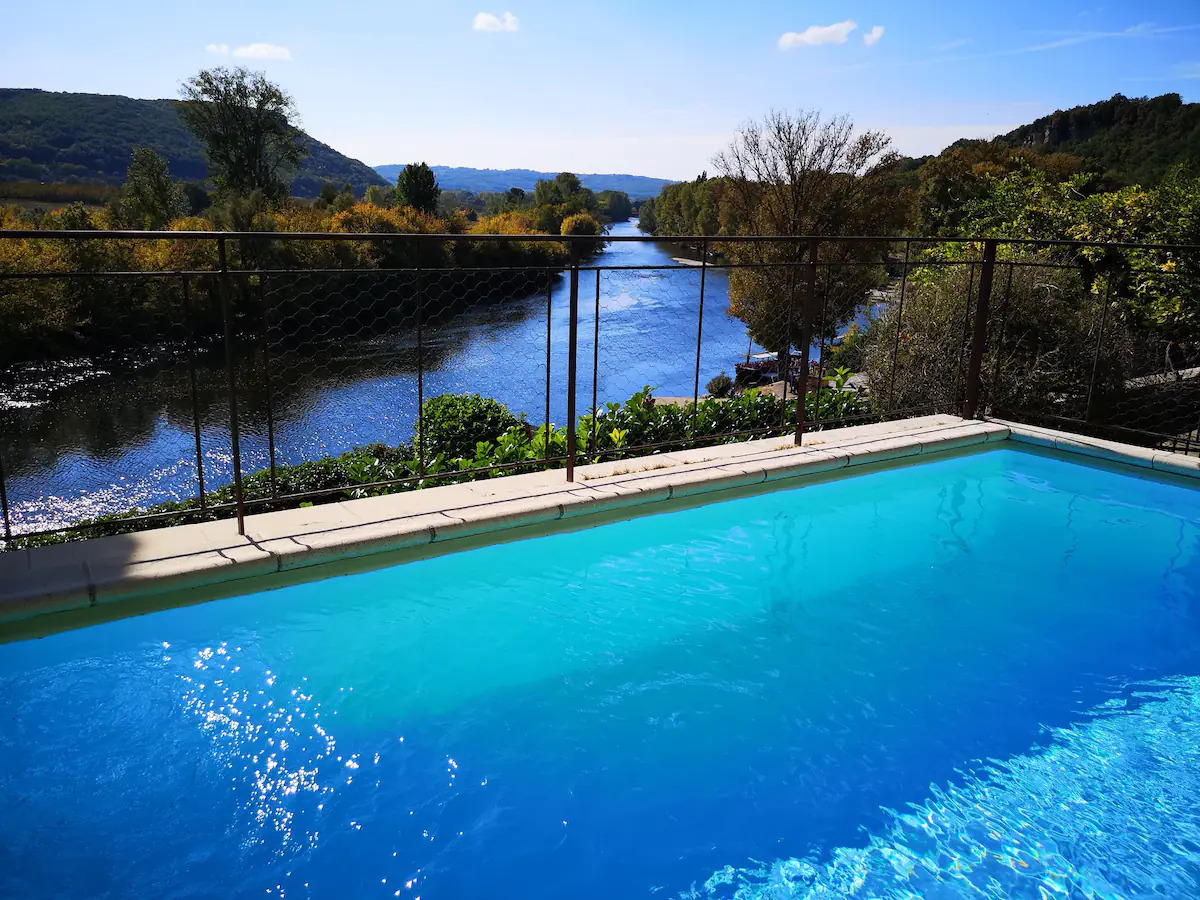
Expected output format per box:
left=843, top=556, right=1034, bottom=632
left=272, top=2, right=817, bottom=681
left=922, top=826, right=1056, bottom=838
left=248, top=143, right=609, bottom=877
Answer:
left=1, top=447, right=1198, bottom=898
left=0, top=221, right=768, bottom=534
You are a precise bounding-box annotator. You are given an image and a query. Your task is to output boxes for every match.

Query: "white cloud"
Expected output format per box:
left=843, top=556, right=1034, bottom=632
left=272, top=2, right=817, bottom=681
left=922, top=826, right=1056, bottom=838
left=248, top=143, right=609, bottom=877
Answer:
left=473, top=11, right=519, bottom=32
left=232, top=43, right=292, bottom=60
left=863, top=25, right=885, bottom=46
left=204, top=43, right=229, bottom=55
left=936, top=38, right=968, bottom=51
left=778, top=20, right=857, bottom=49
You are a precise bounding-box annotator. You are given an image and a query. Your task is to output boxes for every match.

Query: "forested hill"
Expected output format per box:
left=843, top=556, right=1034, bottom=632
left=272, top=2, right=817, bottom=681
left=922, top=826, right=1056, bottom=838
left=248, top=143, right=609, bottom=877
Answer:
left=0, top=88, right=387, bottom=197
left=374, top=165, right=675, bottom=199
left=985, top=93, right=1200, bottom=187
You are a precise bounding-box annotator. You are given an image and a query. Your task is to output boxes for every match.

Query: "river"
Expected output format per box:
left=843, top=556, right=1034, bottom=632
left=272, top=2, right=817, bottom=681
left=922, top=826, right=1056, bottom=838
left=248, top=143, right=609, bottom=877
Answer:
left=1, top=222, right=767, bottom=535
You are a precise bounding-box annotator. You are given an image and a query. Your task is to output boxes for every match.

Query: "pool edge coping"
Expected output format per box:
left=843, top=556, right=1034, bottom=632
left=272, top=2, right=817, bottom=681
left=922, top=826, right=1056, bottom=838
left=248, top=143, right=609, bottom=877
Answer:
left=2, top=414, right=1196, bottom=636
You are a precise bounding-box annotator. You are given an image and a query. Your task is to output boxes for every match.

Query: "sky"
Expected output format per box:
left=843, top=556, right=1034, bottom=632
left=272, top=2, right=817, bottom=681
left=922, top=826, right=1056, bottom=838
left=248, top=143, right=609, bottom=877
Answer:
left=2, top=1, right=1199, bottom=180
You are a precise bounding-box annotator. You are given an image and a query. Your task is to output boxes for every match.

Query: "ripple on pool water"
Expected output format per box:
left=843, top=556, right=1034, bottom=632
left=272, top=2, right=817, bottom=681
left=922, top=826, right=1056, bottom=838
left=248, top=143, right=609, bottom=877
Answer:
left=685, top=676, right=1200, bottom=899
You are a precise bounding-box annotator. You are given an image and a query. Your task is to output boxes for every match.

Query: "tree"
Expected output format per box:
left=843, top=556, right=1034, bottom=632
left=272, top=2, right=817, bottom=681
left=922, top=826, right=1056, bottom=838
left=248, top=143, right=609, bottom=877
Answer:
left=396, top=162, right=441, bottom=214
left=597, top=190, right=633, bottom=222
left=182, top=182, right=212, bottom=216
left=714, top=109, right=898, bottom=240
left=363, top=184, right=394, bottom=207
left=505, top=187, right=528, bottom=210
left=330, top=183, right=356, bottom=214
left=115, top=147, right=186, bottom=229
left=713, top=109, right=903, bottom=361
left=178, top=67, right=305, bottom=206
left=560, top=211, right=605, bottom=256
left=637, top=196, right=657, bottom=232
left=533, top=172, right=593, bottom=209
left=318, top=181, right=340, bottom=206
left=914, top=142, right=1088, bottom=235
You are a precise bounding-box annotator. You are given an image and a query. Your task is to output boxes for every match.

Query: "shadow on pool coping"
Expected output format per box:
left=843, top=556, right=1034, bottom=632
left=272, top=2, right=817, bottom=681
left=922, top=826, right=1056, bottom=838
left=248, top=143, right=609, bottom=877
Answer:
left=1, top=413, right=1197, bottom=642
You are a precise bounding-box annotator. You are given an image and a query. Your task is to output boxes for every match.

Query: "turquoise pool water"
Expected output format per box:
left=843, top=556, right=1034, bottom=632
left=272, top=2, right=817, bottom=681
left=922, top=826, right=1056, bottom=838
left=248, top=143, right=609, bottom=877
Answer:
left=1, top=447, right=1199, bottom=898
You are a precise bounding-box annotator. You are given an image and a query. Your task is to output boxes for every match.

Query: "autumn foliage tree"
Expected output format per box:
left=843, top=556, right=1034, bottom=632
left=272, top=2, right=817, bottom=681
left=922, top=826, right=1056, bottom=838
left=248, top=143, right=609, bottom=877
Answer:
left=713, top=109, right=905, bottom=363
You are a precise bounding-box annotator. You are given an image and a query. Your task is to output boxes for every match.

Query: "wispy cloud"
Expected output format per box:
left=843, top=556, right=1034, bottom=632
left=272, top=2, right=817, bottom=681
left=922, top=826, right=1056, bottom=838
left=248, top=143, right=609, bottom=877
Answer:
left=1179, top=62, right=1200, bottom=78
left=473, top=11, right=519, bottom=32
left=888, top=21, right=1199, bottom=69
left=204, top=42, right=292, bottom=60
left=936, top=38, right=968, bottom=51
left=779, top=20, right=857, bottom=49
left=1016, top=22, right=1195, bottom=54
left=863, top=25, right=885, bottom=47
left=233, top=43, right=292, bottom=60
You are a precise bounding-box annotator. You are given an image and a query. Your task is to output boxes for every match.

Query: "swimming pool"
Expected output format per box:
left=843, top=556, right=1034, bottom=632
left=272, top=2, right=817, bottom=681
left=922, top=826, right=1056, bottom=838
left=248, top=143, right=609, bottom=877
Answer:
left=1, top=446, right=1198, bottom=898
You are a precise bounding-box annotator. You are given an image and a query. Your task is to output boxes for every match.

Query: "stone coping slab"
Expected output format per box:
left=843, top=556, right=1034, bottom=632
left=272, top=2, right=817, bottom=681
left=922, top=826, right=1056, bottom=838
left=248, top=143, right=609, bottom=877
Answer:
left=0, top=414, right=1195, bottom=635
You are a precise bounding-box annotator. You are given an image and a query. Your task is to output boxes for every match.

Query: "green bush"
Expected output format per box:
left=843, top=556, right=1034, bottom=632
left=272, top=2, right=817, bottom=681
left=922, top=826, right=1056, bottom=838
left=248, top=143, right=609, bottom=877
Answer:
left=579, top=382, right=869, bottom=459
left=416, top=393, right=523, bottom=460
left=15, top=382, right=870, bottom=549
left=706, top=371, right=734, bottom=398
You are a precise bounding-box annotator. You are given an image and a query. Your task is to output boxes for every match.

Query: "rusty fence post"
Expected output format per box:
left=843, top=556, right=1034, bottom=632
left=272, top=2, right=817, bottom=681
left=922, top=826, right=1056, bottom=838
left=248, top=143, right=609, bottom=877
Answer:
left=258, top=274, right=278, bottom=498
left=886, top=240, right=911, bottom=414
left=565, top=247, right=580, bottom=482
left=1084, top=277, right=1113, bottom=423
left=181, top=273, right=207, bottom=509
left=794, top=239, right=820, bottom=445
left=591, top=270, right=600, bottom=457
left=415, top=259, right=426, bottom=479
left=962, top=239, right=997, bottom=420
left=690, top=239, right=708, bottom=441
left=217, top=237, right=246, bottom=534
left=544, top=275, right=553, bottom=464
left=0, top=449, right=11, bottom=544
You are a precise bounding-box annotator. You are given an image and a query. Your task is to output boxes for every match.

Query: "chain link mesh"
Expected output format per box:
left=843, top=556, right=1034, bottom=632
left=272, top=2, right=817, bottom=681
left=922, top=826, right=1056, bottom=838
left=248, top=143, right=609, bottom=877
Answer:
left=2, top=232, right=1197, bottom=544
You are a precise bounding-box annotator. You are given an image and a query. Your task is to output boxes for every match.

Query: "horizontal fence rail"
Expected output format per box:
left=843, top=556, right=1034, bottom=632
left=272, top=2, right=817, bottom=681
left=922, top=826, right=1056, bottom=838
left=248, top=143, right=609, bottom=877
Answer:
left=0, top=229, right=1197, bottom=546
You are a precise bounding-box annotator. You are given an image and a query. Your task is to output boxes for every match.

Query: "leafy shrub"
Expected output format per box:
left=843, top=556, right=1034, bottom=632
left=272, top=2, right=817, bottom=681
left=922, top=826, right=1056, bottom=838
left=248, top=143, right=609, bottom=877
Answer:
left=416, top=393, right=523, bottom=460
left=15, top=383, right=871, bottom=549
left=579, top=383, right=870, bottom=459
left=706, top=371, right=734, bottom=398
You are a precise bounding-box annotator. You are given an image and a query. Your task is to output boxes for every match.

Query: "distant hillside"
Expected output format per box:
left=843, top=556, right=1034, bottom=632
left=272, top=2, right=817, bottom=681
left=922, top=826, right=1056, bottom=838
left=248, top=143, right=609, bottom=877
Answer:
left=986, top=93, right=1200, bottom=186
left=0, top=88, right=387, bottom=197
left=374, top=164, right=675, bottom=199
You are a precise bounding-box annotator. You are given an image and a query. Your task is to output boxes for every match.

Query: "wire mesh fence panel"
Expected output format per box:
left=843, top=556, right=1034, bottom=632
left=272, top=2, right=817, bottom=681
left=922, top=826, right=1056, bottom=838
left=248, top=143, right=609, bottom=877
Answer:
left=419, top=266, right=565, bottom=469
left=704, top=259, right=796, bottom=442
left=259, top=270, right=421, bottom=460
left=0, top=230, right=1197, bottom=545
left=982, top=248, right=1200, bottom=454
left=861, top=254, right=979, bottom=421
left=984, top=256, right=1101, bottom=427
left=0, top=271, right=223, bottom=538
left=587, top=264, right=707, bottom=456
left=1084, top=260, right=1200, bottom=454
left=805, top=244, right=899, bottom=432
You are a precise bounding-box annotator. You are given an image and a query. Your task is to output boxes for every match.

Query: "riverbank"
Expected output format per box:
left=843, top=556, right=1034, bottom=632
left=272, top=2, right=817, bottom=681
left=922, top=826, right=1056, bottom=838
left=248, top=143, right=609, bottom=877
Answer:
left=9, top=382, right=868, bottom=548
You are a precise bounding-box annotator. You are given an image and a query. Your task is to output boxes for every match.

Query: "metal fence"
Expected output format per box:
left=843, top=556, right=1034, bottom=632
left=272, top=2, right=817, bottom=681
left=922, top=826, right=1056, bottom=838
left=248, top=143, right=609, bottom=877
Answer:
left=0, top=229, right=1197, bottom=544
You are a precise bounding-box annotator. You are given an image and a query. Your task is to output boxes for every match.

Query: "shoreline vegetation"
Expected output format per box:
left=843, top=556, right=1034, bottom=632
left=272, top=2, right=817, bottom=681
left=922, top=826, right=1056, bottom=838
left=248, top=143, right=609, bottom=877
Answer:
left=12, top=384, right=869, bottom=548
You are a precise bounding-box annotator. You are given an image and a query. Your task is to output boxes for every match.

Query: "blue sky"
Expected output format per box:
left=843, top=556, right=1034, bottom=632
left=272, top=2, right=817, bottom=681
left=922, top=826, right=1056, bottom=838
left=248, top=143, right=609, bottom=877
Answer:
left=3, top=1, right=1198, bottom=179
